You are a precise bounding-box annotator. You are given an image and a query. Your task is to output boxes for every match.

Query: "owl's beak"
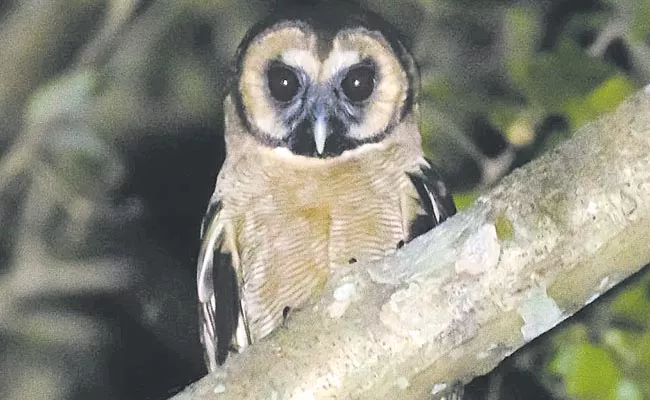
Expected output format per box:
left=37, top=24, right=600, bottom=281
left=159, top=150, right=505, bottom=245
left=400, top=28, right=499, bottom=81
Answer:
left=313, top=113, right=328, bottom=155
left=285, top=90, right=352, bottom=158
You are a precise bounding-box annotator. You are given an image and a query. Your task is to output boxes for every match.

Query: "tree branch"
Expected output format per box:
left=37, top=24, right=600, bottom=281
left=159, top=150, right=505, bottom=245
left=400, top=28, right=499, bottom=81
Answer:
left=171, top=89, right=650, bottom=400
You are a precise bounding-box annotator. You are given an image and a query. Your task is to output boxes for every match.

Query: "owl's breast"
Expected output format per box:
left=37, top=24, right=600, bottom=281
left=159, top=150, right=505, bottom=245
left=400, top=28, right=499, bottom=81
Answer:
left=219, top=144, right=418, bottom=342
left=267, top=152, right=410, bottom=265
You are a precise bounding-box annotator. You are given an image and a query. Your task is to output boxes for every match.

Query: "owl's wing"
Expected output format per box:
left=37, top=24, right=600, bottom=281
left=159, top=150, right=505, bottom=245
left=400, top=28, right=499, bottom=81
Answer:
left=406, top=158, right=457, bottom=240
left=197, top=197, right=249, bottom=371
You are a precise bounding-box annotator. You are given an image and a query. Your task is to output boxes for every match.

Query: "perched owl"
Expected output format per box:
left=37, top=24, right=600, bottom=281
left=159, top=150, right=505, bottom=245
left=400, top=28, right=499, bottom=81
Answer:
left=197, top=1, right=456, bottom=372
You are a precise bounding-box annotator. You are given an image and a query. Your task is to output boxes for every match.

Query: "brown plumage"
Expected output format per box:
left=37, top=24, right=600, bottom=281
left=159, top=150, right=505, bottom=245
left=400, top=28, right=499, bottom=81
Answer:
left=197, top=3, right=456, bottom=371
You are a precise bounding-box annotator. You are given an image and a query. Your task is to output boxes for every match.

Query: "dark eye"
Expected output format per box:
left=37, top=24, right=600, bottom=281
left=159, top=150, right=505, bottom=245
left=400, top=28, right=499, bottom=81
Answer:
left=267, top=64, right=300, bottom=102
left=341, top=65, right=375, bottom=102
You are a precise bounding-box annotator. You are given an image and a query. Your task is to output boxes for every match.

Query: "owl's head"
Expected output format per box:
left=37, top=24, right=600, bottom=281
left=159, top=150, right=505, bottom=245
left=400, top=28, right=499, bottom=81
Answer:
left=230, top=1, right=420, bottom=158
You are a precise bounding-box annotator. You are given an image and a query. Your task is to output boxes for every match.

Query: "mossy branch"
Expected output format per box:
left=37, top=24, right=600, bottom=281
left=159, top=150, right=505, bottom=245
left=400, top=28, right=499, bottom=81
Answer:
left=171, top=89, right=650, bottom=399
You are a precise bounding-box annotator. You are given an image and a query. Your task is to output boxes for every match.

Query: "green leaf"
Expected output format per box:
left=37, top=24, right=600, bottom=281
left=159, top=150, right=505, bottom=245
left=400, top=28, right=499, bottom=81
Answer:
left=611, top=277, right=650, bottom=329
left=565, top=75, right=636, bottom=129
left=552, top=344, right=621, bottom=400
left=451, top=191, right=478, bottom=211
left=503, top=7, right=539, bottom=88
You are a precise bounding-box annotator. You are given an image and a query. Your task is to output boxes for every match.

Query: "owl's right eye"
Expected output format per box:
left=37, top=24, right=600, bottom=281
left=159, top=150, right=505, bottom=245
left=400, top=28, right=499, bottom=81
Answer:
left=267, top=64, right=300, bottom=102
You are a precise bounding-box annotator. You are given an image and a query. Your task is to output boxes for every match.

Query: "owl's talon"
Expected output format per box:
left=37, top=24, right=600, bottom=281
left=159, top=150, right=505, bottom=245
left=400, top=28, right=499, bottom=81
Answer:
left=282, top=306, right=292, bottom=324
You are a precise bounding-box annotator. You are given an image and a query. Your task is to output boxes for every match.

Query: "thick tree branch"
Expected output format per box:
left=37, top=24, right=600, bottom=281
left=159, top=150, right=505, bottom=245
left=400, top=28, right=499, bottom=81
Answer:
left=172, top=89, right=650, bottom=399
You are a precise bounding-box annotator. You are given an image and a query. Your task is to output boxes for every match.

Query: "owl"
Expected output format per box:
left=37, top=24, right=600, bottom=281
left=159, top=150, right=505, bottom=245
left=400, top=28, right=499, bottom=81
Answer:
left=197, top=1, right=456, bottom=372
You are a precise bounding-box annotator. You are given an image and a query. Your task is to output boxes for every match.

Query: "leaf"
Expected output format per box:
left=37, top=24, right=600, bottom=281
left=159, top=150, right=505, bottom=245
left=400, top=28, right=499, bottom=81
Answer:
left=551, top=344, right=621, bottom=400
left=565, top=75, right=636, bottom=129
left=611, top=276, right=650, bottom=329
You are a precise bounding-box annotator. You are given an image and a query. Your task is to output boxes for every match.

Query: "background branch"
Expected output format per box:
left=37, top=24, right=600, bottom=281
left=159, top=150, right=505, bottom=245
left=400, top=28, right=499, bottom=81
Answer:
left=171, top=89, right=650, bottom=399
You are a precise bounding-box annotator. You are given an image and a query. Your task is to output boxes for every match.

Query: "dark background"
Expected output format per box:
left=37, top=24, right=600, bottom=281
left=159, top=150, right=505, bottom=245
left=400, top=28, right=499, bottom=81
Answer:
left=0, top=0, right=648, bottom=399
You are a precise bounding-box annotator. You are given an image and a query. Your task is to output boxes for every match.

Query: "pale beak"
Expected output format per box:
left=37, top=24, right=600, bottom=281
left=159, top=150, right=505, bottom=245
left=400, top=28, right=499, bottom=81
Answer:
left=313, top=113, right=328, bottom=155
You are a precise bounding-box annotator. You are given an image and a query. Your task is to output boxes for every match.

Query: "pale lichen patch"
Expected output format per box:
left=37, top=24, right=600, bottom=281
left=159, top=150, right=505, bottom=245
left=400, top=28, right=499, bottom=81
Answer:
left=290, top=388, right=315, bottom=400
left=431, top=383, right=448, bottom=395
left=518, top=286, right=563, bottom=342
left=395, top=377, right=410, bottom=390
left=455, top=224, right=500, bottom=275
left=327, top=302, right=348, bottom=318
left=380, top=284, right=451, bottom=345
left=333, top=283, right=356, bottom=301
left=213, top=384, right=226, bottom=394
left=585, top=200, right=598, bottom=216
left=327, top=282, right=358, bottom=318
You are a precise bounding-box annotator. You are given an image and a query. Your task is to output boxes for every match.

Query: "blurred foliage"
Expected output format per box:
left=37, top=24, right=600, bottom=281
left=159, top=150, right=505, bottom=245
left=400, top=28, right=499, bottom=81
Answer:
left=0, top=0, right=649, bottom=399
left=544, top=273, right=650, bottom=400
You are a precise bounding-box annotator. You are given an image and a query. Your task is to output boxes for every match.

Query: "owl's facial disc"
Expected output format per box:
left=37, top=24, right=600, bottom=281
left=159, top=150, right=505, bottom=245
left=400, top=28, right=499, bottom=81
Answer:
left=236, top=21, right=413, bottom=158
left=265, top=57, right=377, bottom=158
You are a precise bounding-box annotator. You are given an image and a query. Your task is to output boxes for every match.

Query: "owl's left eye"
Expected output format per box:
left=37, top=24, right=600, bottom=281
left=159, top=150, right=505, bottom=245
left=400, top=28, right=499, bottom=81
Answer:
left=341, top=64, right=375, bottom=102
left=267, top=64, right=300, bottom=102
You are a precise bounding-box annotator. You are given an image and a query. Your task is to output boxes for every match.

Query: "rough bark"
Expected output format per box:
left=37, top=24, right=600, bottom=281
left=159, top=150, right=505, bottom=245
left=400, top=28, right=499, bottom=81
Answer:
left=171, top=88, right=650, bottom=399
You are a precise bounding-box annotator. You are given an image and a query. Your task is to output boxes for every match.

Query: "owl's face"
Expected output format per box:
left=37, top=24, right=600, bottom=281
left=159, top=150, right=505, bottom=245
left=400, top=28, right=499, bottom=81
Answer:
left=232, top=6, right=419, bottom=158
